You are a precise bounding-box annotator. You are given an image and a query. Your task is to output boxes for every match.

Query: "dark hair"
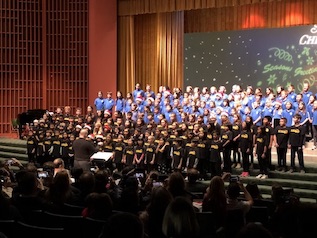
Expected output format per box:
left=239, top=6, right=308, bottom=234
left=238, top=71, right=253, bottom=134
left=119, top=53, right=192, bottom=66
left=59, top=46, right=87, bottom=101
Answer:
left=246, top=182, right=262, bottom=200
left=162, top=197, right=200, bottom=238
left=85, top=193, right=113, bottom=220
left=167, top=172, right=186, bottom=198
left=101, top=212, right=144, bottom=238
left=227, top=182, right=241, bottom=199
left=237, top=222, right=273, bottom=238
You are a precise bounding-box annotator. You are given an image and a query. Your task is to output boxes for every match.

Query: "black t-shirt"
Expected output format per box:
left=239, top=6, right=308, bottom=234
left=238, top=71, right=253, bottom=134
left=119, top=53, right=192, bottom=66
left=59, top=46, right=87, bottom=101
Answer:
left=187, top=147, right=198, bottom=169
left=256, top=134, right=267, bottom=155
left=145, top=144, right=156, bottom=164
left=289, top=125, right=305, bottom=147
left=36, top=139, right=45, bottom=156
left=232, top=123, right=241, bottom=141
left=274, top=126, right=290, bottom=148
left=221, top=130, right=233, bottom=149
left=239, top=130, right=253, bottom=153
left=197, top=139, right=209, bottom=160
left=209, top=140, right=222, bottom=162
left=135, top=145, right=145, bottom=161
left=44, top=137, right=52, bottom=154
left=113, top=142, right=125, bottom=163
left=156, top=144, right=169, bottom=164
left=264, top=126, right=274, bottom=147
left=51, top=136, right=61, bottom=157
left=60, top=138, right=70, bottom=158
left=27, top=136, right=37, bottom=153
left=172, top=146, right=184, bottom=168
left=103, top=141, right=114, bottom=153
left=124, top=145, right=134, bottom=165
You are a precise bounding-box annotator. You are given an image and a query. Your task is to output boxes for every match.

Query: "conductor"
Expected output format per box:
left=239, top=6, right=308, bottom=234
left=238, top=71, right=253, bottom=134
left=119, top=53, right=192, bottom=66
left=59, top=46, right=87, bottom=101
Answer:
left=72, top=129, right=96, bottom=172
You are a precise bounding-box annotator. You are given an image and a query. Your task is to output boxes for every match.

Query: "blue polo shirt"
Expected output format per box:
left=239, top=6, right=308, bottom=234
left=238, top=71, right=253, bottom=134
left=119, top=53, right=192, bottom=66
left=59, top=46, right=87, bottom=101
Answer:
left=104, top=98, right=114, bottom=111
left=310, top=110, right=317, bottom=125
left=94, top=97, right=104, bottom=110
left=302, top=91, right=313, bottom=105
left=282, top=109, right=295, bottom=127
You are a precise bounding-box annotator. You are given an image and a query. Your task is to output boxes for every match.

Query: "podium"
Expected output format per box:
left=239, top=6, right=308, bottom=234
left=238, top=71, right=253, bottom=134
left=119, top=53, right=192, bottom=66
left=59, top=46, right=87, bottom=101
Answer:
left=91, top=152, right=113, bottom=170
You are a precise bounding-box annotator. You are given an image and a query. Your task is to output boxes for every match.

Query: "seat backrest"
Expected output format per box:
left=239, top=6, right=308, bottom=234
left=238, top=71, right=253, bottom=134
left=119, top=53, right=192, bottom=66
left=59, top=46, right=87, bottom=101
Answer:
left=195, top=212, right=217, bottom=238
left=253, top=199, right=276, bottom=217
left=42, top=211, right=84, bottom=236
left=225, top=209, right=245, bottom=237
left=62, top=203, right=85, bottom=216
left=0, top=220, right=15, bottom=238
left=82, top=217, right=108, bottom=238
left=15, top=221, right=64, bottom=238
left=246, top=206, right=269, bottom=227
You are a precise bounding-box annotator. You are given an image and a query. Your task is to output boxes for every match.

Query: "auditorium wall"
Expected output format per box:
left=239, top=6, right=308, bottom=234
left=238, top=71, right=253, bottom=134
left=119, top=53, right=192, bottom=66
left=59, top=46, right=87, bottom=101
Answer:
left=118, top=0, right=317, bottom=96
left=0, top=0, right=117, bottom=135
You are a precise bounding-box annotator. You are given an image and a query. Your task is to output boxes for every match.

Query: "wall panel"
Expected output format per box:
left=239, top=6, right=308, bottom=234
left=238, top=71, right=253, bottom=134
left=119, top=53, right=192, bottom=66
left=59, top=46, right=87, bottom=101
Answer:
left=0, top=0, right=88, bottom=134
left=45, top=0, right=88, bottom=113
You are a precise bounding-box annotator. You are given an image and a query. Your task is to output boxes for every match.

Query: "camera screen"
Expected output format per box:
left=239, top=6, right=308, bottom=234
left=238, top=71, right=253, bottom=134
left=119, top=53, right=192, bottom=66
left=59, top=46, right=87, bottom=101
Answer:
left=38, top=171, right=48, bottom=178
left=153, top=181, right=163, bottom=187
left=230, top=175, right=240, bottom=182
left=135, top=172, right=144, bottom=178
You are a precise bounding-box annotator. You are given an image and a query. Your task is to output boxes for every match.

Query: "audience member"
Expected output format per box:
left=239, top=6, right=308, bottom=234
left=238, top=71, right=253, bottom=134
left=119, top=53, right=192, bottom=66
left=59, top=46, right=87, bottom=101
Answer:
left=139, top=186, right=173, bottom=238
left=162, top=196, right=200, bottom=238
left=100, top=212, right=144, bottom=238
left=246, top=181, right=263, bottom=200
left=237, top=222, right=273, bottom=238
left=167, top=172, right=192, bottom=201
left=82, top=192, right=113, bottom=221
left=202, top=175, right=227, bottom=228
left=227, top=181, right=253, bottom=218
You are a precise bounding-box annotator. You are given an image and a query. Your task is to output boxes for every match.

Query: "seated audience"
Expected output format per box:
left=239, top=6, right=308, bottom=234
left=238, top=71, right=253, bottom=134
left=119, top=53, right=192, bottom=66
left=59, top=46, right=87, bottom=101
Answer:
left=139, top=186, right=173, bottom=238
left=162, top=196, right=200, bottom=238
left=82, top=192, right=113, bottom=221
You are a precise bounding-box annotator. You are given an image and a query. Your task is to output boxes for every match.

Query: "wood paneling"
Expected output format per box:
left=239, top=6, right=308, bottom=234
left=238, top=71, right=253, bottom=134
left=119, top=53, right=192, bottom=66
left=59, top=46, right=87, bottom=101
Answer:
left=0, top=0, right=88, bottom=134
left=45, top=0, right=88, bottom=112
left=0, top=0, right=43, bottom=134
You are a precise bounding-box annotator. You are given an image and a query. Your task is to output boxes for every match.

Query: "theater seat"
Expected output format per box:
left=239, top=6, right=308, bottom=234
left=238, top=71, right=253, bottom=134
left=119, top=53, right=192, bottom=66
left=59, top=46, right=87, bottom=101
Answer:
left=62, top=203, right=85, bottom=216
left=82, top=217, right=108, bottom=238
left=15, top=221, right=64, bottom=238
left=224, top=209, right=244, bottom=238
left=246, top=206, right=269, bottom=227
left=195, top=212, right=217, bottom=238
left=42, top=211, right=84, bottom=237
left=0, top=220, right=15, bottom=238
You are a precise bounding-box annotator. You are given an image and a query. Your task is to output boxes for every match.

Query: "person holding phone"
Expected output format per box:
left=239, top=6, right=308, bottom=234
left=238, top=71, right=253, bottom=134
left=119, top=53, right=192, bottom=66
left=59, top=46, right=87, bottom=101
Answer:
left=226, top=181, right=253, bottom=219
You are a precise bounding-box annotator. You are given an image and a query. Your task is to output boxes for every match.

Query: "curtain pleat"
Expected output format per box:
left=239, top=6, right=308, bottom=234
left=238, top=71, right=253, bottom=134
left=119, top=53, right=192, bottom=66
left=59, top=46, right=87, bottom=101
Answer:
left=118, top=0, right=282, bottom=16
left=118, top=11, right=184, bottom=96
left=118, top=16, right=135, bottom=95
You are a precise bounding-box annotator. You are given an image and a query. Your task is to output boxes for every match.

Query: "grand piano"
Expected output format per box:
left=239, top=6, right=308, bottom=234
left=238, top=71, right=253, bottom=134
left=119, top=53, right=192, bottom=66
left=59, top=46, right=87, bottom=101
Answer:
left=17, top=109, right=48, bottom=139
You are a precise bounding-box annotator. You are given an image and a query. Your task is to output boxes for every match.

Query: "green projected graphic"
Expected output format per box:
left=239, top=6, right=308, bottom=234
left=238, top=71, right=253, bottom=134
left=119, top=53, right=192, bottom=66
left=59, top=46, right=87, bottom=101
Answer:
left=184, top=25, right=317, bottom=92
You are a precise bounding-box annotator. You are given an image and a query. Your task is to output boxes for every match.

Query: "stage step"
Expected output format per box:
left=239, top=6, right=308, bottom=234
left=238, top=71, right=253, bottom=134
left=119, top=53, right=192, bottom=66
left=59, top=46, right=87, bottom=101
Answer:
left=261, top=193, right=316, bottom=204
left=221, top=180, right=317, bottom=201
left=0, top=138, right=28, bottom=164
left=0, top=138, right=27, bottom=148
left=0, top=145, right=27, bottom=154
left=0, top=151, right=28, bottom=161
left=239, top=176, right=317, bottom=194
